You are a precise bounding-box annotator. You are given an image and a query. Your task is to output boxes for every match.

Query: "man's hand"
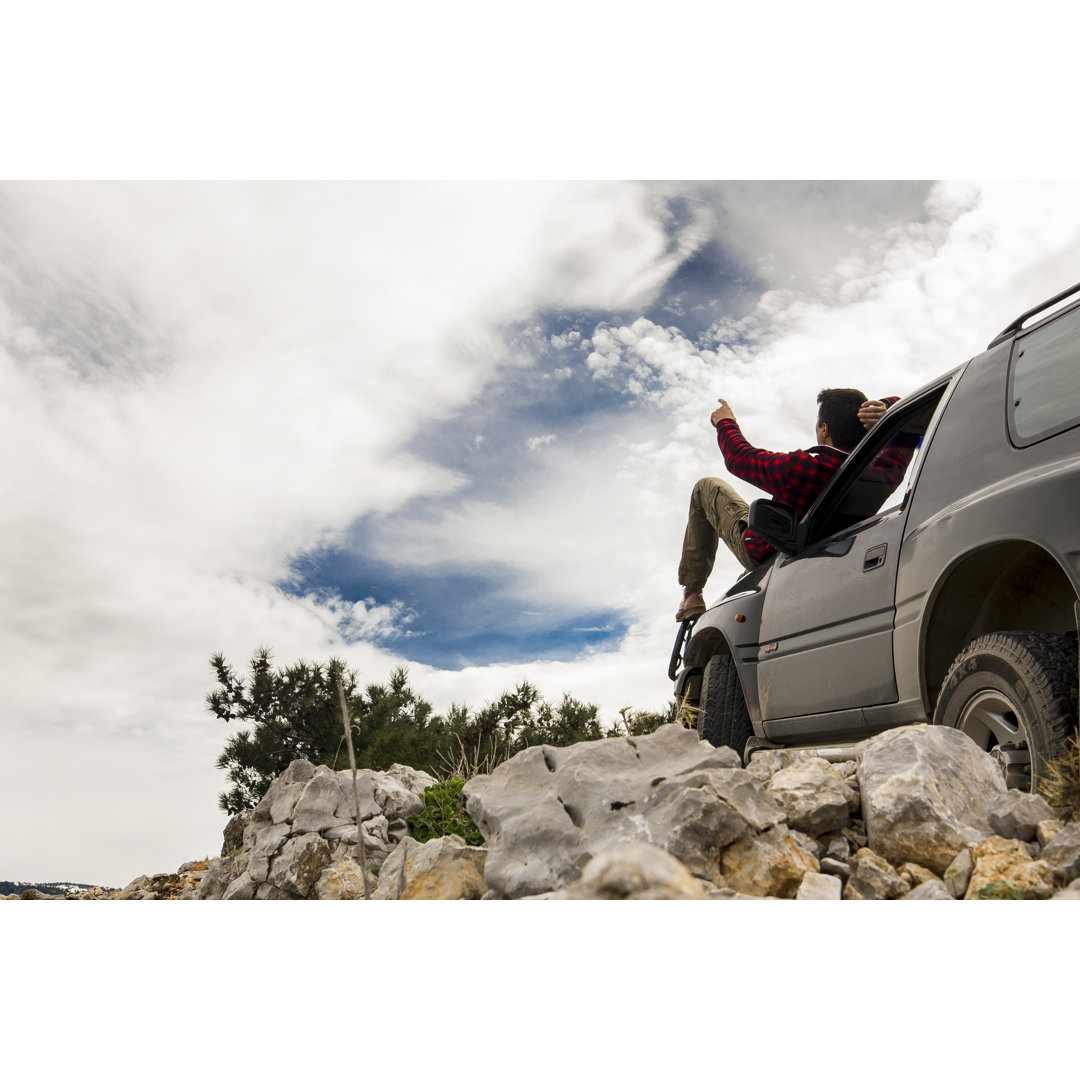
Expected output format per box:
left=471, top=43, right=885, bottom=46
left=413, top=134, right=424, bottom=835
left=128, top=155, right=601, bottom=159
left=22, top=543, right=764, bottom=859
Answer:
left=711, top=398, right=736, bottom=428
left=858, top=399, right=888, bottom=430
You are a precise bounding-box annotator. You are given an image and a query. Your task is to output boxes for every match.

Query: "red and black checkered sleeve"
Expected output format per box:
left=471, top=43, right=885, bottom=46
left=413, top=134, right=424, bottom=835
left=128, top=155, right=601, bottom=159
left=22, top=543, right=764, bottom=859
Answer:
left=715, top=419, right=801, bottom=497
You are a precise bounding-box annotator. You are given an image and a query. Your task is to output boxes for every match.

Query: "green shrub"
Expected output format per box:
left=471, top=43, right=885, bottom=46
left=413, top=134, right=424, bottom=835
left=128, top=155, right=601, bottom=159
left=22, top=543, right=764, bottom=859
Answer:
left=408, top=777, right=484, bottom=846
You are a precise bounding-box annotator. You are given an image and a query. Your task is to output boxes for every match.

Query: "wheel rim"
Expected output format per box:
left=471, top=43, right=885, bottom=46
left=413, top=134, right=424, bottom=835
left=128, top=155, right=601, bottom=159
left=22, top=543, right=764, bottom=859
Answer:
left=956, top=688, right=1031, bottom=789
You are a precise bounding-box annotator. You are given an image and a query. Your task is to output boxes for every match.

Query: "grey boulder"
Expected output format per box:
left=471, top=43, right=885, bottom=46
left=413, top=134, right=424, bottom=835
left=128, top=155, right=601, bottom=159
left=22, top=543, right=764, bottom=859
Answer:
left=857, top=725, right=1006, bottom=875
left=463, top=723, right=753, bottom=898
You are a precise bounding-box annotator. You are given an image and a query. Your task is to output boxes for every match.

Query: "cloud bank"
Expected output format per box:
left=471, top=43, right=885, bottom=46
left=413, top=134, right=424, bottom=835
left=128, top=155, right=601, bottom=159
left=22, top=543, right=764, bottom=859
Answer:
left=4, top=179, right=1080, bottom=884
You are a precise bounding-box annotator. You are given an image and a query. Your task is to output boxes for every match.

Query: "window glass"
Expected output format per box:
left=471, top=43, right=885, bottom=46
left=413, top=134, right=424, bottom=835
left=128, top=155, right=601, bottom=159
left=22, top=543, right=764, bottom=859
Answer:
left=809, top=394, right=941, bottom=541
left=1011, top=303, right=1080, bottom=442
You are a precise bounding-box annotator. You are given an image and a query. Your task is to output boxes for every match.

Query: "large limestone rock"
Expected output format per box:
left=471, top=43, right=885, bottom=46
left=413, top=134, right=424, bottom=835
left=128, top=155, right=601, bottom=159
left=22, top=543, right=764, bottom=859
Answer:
left=372, top=835, right=487, bottom=900
left=463, top=724, right=764, bottom=898
left=856, top=725, right=1006, bottom=874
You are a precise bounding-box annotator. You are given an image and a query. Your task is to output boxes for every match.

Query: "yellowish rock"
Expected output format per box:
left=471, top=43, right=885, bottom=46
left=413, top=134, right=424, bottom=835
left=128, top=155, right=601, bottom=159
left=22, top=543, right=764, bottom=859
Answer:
left=720, top=825, right=819, bottom=898
left=964, top=836, right=1054, bottom=900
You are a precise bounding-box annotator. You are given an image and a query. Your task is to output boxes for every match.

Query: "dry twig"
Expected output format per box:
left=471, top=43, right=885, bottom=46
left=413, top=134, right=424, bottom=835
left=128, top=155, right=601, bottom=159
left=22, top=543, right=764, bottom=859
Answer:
left=334, top=663, right=371, bottom=899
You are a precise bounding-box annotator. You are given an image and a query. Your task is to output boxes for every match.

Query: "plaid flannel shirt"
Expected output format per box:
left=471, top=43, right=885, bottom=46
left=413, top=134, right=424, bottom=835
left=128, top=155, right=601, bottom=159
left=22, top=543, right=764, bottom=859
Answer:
left=716, top=396, right=901, bottom=565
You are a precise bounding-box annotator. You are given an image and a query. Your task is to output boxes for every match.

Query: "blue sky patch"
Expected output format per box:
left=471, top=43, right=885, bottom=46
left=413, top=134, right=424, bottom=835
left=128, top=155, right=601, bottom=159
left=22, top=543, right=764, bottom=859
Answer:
left=282, top=549, right=626, bottom=669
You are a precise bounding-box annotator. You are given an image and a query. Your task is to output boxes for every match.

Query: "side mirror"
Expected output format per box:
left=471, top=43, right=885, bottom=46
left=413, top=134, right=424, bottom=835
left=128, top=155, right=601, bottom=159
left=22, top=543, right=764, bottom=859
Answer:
left=748, top=499, right=801, bottom=555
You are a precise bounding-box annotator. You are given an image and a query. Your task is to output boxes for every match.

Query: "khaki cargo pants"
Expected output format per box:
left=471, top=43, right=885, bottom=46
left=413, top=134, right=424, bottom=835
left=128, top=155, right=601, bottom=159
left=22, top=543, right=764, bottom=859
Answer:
left=678, top=476, right=758, bottom=589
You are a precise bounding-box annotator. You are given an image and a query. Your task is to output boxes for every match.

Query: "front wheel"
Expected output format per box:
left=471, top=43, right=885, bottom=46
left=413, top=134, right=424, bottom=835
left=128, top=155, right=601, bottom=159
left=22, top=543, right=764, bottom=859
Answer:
left=933, top=631, right=1078, bottom=791
left=698, top=654, right=752, bottom=761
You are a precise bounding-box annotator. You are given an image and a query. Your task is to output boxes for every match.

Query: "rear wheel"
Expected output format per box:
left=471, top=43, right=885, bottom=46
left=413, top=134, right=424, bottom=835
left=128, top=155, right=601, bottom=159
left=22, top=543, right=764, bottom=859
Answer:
left=698, top=654, right=752, bottom=761
left=933, top=631, right=1078, bottom=791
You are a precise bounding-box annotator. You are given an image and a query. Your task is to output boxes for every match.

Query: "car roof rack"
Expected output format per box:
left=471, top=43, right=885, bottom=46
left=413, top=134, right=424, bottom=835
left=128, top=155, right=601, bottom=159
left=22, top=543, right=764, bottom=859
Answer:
left=987, top=280, right=1080, bottom=348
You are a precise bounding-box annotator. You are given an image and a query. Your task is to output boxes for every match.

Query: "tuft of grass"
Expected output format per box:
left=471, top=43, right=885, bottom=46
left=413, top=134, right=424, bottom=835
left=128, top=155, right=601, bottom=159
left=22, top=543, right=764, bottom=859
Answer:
left=1040, top=733, right=1080, bottom=823
left=435, top=732, right=514, bottom=782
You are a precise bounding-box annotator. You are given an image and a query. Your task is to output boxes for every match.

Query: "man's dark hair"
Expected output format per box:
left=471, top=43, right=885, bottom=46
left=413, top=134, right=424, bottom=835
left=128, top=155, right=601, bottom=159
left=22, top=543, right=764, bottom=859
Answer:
left=816, top=388, right=868, bottom=452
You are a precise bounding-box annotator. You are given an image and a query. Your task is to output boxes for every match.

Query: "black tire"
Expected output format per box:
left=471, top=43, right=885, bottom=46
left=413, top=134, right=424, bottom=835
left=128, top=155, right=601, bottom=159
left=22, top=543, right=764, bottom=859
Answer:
left=698, top=653, right=752, bottom=760
left=933, top=631, right=1078, bottom=791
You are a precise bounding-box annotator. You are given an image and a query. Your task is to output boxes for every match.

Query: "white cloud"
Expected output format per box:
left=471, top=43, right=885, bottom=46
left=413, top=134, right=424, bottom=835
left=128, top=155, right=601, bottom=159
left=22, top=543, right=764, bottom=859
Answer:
left=0, top=180, right=688, bottom=883
left=525, top=433, right=557, bottom=452
left=7, top=179, right=1080, bottom=886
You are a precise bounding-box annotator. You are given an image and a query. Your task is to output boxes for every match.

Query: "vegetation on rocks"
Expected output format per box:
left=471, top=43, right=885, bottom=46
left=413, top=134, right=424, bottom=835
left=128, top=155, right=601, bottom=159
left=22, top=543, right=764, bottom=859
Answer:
left=1041, top=734, right=1080, bottom=823
left=209, top=647, right=675, bottom=815
left=407, top=777, right=484, bottom=846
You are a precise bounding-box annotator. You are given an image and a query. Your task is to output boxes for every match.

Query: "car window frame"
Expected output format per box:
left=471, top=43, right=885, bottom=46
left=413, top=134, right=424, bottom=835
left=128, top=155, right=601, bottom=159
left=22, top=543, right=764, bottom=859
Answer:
left=798, top=381, right=951, bottom=549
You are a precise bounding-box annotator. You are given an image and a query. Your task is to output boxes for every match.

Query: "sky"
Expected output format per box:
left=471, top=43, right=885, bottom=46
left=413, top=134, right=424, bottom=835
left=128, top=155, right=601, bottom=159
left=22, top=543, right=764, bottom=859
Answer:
left=4, top=178, right=1080, bottom=886
left=6, top=13, right=1080, bottom=1080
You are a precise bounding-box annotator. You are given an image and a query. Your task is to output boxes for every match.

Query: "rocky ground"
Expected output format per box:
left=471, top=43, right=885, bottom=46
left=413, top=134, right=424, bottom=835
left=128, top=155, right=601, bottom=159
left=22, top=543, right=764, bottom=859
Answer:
left=29, top=723, right=1080, bottom=900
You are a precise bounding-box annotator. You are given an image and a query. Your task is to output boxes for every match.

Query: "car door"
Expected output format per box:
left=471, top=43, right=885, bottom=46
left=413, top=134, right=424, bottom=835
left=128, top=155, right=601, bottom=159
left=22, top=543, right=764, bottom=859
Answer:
left=756, top=387, right=946, bottom=721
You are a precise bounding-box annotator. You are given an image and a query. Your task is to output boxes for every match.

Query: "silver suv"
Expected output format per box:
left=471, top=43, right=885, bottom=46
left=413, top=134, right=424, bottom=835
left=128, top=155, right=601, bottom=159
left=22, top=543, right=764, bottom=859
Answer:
left=669, top=282, right=1080, bottom=791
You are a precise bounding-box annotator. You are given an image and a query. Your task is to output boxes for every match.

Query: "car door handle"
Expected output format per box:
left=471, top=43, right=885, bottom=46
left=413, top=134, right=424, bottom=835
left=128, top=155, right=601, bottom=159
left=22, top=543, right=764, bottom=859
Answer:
left=863, top=543, right=887, bottom=571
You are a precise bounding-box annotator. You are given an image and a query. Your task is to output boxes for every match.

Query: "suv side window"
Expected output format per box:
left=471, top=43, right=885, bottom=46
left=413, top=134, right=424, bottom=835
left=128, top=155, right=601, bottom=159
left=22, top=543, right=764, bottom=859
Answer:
left=1008, top=300, right=1080, bottom=446
left=805, top=389, right=946, bottom=543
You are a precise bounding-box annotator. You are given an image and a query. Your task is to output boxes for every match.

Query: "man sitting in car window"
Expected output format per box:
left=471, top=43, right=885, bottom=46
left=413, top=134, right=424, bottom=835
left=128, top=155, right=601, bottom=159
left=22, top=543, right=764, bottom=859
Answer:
left=674, top=388, right=899, bottom=622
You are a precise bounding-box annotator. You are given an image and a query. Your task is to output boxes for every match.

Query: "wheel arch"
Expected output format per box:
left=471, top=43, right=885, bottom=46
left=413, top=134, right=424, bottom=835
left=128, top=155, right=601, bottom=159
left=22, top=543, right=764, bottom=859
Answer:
left=681, top=625, right=765, bottom=731
left=684, top=626, right=733, bottom=673
left=922, top=540, right=1079, bottom=708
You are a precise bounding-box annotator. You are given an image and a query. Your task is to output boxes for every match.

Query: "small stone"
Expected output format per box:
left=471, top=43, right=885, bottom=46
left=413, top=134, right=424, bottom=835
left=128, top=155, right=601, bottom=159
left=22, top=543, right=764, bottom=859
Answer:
left=987, top=791, right=1057, bottom=842
left=767, top=759, right=852, bottom=837
left=555, top=843, right=708, bottom=900
left=819, top=857, right=851, bottom=884
left=823, top=834, right=851, bottom=861
left=1040, top=822, right=1080, bottom=887
left=720, top=825, right=819, bottom=898
left=964, top=836, right=1054, bottom=900
left=1051, top=879, right=1080, bottom=900
left=943, top=848, right=974, bottom=899
left=314, top=859, right=373, bottom=900
left=789, top=830, right=823, bottom=858
left=903, top=879, right=954, bottom=900
left=842, top=827, right=868, bottom=849
left=796, top=871, right=842, bottom=900
left=842, top=849, right=910, bottom=900
left=898, top=862, right=940, bottom=888
left=1037, top=819, right=1065, bottom=847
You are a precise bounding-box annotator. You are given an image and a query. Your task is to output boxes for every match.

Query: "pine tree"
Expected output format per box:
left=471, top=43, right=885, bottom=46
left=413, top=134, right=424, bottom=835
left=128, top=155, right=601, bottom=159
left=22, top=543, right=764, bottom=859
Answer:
left=208, top=648, right=452, bottom=814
